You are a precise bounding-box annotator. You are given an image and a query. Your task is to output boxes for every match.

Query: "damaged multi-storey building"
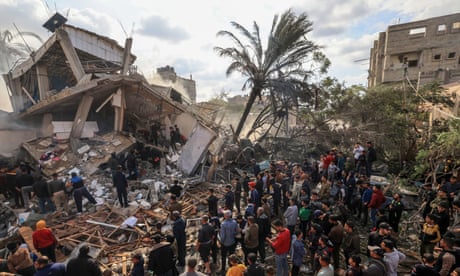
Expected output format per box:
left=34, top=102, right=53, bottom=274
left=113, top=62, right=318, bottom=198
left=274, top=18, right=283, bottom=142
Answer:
left=0, top=14, right=247, bottom=274
left=1, top=13, right=217, bottom=177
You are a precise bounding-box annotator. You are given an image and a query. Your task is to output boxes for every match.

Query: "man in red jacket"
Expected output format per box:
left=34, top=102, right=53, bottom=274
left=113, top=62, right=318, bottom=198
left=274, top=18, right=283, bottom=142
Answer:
left=266, top=219, right=290, bottom=276
left=368, top=185, right=386, bottom=229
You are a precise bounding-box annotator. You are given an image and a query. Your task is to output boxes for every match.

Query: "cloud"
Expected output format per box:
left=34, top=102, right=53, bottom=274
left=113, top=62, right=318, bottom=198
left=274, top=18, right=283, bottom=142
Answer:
left=138, top=15, right=189, bottom=42
left=67, top=8, right=118, bottom=38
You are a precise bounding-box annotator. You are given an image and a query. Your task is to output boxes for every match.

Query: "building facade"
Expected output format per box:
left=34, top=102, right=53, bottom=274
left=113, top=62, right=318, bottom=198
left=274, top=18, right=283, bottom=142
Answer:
left=368, top=13, right=460, bottom=88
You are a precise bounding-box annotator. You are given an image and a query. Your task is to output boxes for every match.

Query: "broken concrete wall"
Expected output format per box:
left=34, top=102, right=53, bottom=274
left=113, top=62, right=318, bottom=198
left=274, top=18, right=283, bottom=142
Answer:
left=177, top=123, right=216, bottom=176
left=173, top=112, right=198, bottom=138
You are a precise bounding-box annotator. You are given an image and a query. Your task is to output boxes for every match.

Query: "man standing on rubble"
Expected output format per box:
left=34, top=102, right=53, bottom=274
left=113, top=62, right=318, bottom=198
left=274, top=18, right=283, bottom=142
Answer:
left=148, top=234, right=176, bottom=276
left=32, top=175, right=56, bottom=214
left=15, top=167, right=34, bottom=211
left=48, top=173, right=68, bottom=213
left=233, top=177, right=242, bottom=214
left=172, top=211, right=187, bottom=268
left=224, top=184, right=235, bottom=211
left=206, top=188, right=219, bottom=217
left=126, top=150, right=138, bottom=180
left=67, top=245, right=102, bottom=276
left=266, top=219, right=290, bottom=276
left=220, top=210, right=239, bottom=272
left=113, top=165, right=128, bottom=208
left=169, top=179, right=183, bottom=198
left=196, top=215, right=215, bottom=275
left=69, top=172, right=97, bottom=215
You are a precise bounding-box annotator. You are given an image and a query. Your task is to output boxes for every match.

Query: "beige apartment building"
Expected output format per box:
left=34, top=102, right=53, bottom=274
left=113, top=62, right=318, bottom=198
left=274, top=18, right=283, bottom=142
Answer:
left=368, top=13, right=460, bottom=88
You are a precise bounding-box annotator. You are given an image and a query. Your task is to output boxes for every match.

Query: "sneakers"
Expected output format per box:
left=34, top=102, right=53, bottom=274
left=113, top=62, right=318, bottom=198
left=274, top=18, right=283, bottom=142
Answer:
left=76, top=212, right=82, bottom=216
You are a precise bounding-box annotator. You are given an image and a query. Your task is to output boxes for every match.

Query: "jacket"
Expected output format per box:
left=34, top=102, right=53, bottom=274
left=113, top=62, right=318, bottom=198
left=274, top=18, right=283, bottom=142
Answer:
left=220, top=218, right=238, bottom=247
left=291, top=239, right=306, bottom=267
left=244, top=223, right=259, bottom=249
left=7, top=247, right=33, bottom=272
left=383, top=249, right=406, bottom=276
left=130, top=257, right=144, bottom=276
left=226, top=264, right=246, bottom=276
left=363, top=258, right=386, bottom=276
left=147, top=243, right=176, bottom=275
left=343, top=231, right=360, bottom=256
left=112, top=171, right=128, bottom=190
left=66, top=254, right=102, bottom=276
left=32, top=228, right=57, bottom=249
left=368, top=188, right=385, bottom=209
left=328, top=222, right=344, bottom=245
left=244, top=263, right=265, bottom=276
left=283, top=205, right=298, bottom=226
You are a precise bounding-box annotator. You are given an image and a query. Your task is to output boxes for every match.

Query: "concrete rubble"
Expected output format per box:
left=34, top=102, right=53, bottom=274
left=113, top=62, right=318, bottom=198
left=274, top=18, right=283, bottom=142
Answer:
left=0, top=12, right=240, bottom=275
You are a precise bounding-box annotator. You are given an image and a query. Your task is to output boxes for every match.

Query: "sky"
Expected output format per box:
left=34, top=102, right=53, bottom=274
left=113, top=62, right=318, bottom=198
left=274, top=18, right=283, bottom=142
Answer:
left=1, top=0, right=460, bottom=112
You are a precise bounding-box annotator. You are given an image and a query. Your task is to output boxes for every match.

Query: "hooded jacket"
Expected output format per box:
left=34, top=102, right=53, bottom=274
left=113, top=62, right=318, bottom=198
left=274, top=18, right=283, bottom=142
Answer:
left=32, top=220, right=57, bottom=250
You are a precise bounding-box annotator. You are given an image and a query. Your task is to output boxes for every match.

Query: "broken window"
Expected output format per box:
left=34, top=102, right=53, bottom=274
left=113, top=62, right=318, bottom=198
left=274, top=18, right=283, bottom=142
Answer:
left=437, top=24, right=447, bottom=32
left=409, top=27, right=426, bottom=36
left=447, top=52, right=456, bottom=59
left=408, top=60, right=418, bottom=67
left=433, top=54, right=442, bottom=60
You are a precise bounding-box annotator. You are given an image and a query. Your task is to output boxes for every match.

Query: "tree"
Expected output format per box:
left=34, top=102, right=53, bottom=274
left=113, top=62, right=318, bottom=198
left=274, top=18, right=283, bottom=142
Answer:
left=215, top=9, right=320, bottom=140
left=0, top=29, right=43, bottom=74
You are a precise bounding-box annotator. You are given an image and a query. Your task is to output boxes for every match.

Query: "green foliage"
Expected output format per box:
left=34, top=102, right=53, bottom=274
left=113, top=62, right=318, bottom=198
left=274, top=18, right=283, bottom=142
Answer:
left=215, top=9, right=326, bottom=138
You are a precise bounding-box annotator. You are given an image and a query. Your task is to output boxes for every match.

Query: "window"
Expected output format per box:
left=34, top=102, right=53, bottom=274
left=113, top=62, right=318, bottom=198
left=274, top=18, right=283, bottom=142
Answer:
left=438, top=24, right=447, bottom=32
left=408, top=60, right=418, bottom=67
left=447, top=52, right=456, bottom=59
left=453, top=22, right=460, bottom=29
left=409, top=27, right=426, bottom=35
left=433, top=54, right=442, bottom=60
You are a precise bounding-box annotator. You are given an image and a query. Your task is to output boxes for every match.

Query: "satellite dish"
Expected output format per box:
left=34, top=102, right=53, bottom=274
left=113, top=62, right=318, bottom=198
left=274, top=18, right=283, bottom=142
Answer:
left=43, top=12, right=67, bottom=32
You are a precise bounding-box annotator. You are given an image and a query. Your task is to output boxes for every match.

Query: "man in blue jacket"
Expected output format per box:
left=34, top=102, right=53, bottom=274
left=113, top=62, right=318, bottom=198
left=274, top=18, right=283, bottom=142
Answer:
left=219, top=210, right=239, bottom=272
left=361, top=181, right=373, bottom=226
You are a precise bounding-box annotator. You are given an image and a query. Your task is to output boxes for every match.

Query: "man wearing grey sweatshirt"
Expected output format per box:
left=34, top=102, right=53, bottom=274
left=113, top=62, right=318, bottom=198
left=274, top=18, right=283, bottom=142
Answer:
left=381, top=239, right=406, bottom=276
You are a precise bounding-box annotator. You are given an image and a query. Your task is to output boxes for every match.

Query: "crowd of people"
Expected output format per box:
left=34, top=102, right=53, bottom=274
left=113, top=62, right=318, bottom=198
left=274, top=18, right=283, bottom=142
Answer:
left=1, top=140, right=460, bottom=276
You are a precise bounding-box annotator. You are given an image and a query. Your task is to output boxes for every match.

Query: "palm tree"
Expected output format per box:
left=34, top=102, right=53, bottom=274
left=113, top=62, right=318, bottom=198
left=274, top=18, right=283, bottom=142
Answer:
left=0, top=29, right=43, bottom=74
left=215, top=9, right=320, bottom=140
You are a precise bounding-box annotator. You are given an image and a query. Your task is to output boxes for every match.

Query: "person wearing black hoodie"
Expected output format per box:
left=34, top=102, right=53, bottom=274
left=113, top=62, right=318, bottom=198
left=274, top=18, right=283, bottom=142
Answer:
left=67, top=245, right=102, bottom=276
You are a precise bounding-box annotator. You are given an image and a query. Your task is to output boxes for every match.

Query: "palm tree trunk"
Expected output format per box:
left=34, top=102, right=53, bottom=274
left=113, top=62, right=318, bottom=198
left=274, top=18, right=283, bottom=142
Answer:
left=234, top=89, right=259, bottom=141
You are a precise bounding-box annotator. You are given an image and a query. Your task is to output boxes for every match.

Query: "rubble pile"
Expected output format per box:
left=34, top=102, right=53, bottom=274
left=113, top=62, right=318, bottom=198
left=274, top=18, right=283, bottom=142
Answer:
left=21, top=132, right=136, bottom=177
left=14, top=181, right=227, bottom=274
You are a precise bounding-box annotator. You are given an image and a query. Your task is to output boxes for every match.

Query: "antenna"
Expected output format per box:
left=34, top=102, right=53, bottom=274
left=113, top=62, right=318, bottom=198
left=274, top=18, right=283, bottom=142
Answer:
left=41, top=0, right=51, bottom=16
left=66, top=8, right=70, bottom=18
left=117, top=19, right=128, bottom=38
left=130, top=22, right=135, bottom=38
left=12, top=23, right=33, bottom=54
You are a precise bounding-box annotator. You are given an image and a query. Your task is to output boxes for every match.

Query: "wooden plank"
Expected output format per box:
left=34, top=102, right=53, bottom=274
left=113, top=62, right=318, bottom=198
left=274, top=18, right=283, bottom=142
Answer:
left=18, top=226, right=39, bottom=255
left=21, top=87, right=36, bottom=105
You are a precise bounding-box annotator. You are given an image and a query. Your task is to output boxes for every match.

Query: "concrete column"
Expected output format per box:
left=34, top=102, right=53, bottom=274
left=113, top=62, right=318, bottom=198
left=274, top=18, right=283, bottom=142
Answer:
left=57, top=29, right=85, bottom=81
left=70, top=94, right=94, bottom=139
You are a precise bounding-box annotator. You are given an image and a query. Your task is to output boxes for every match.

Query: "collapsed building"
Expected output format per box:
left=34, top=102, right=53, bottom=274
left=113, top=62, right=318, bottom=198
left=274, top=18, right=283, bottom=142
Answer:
left=1, top=13, right=217, bottom=178
left=0, top=13, right=233, bottom=274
